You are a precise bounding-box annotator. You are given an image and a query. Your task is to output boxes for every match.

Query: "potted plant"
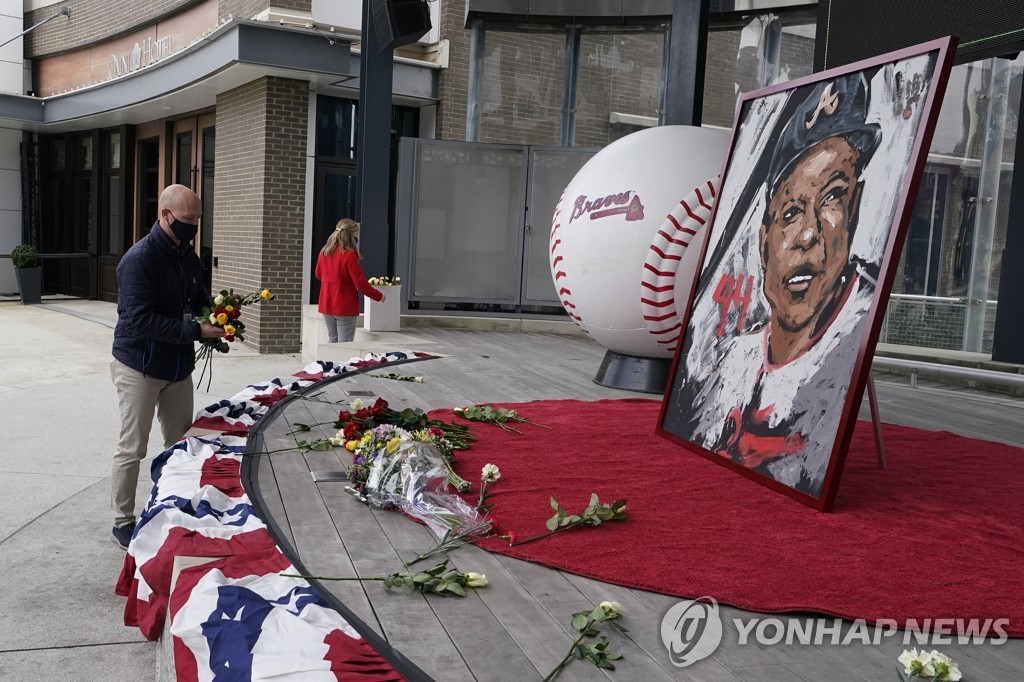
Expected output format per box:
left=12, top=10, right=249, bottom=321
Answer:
left=364, top=275, right=402, bottom=332
left=11, top=244, right=42, bottom=304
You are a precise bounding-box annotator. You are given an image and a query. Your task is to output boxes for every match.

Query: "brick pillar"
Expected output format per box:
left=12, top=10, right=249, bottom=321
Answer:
left=214, top=76, right=308, bottom=353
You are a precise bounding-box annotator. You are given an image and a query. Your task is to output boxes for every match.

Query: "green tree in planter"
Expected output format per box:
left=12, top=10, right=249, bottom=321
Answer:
left=11, top=244, right=39, bottom=269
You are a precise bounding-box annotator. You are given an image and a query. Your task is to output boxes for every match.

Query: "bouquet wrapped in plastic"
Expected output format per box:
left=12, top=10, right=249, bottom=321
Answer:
left=350, top=426, right=483, bottom=538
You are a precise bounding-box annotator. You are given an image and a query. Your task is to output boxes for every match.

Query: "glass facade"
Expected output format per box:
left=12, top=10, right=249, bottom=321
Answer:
left=458, top=12, right=1021, bottom=354
left=881, top=54, right=1022, bottom=353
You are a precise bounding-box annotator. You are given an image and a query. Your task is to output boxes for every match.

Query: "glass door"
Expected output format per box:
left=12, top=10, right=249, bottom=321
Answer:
left=310, top=164, right=358, bottom=304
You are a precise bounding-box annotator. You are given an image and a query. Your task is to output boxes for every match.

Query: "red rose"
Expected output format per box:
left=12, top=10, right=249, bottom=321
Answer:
left=373, top=397, right=388, bottom=411
left=487, top=516, right=499, bottom=533
left=338, top=410, right=351, bottom=422
left=354, top=408, right=370, bottom=420
left=232, top=309, right=241, bottom=319
left=225, top=335, right=235, bottom=342
left=429, top=427, right=444, bottom=439
left=343, top=422, right=360, bottom=439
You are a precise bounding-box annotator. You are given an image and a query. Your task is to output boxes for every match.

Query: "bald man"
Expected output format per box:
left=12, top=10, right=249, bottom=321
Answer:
left=109, top=184, right=224, bottom=549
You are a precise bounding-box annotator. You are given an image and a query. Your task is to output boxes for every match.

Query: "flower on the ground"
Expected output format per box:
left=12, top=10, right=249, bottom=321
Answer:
left=282, top=559, right=486, bottom=598
left=509, top=493, right=628, bottom=547
left=476, top=463, right=501, bottom=511
left=543, top=603, right=625, bottom=681
left=337, top=397, right=476, bottom=496
left=896, top=648, right=962, bottom=681
left=898, top=649, right=934, bottom=677
left=482, top=463, right=501, bottom=482
left=404, top=517, right=498, bottom=567
left=464, top=572, right=487, bottom=587
left=454, top=404, right=549, bottom=433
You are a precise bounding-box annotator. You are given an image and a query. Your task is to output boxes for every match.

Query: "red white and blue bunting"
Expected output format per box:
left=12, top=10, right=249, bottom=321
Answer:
left=115, top=352, right=434, bottom=681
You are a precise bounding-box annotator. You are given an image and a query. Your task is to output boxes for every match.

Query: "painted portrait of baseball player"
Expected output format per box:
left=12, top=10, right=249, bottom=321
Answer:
left=660, top=46, right=950, bottom=506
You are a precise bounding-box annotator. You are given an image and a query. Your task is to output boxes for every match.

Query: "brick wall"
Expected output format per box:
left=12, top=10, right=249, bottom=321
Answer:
left=24, top=0, right=199, bottom=57
left=214, top=76, right=308, bottom=353
left=218, top=0, right=266, bottom=22
left=436, top=0, right=470, bottom=141
left=218, top=0, right=310, bottom=23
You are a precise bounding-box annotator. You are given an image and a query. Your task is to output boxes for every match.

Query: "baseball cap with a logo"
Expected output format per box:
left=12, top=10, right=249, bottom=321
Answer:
left=765, top=73, right=882, bottom=193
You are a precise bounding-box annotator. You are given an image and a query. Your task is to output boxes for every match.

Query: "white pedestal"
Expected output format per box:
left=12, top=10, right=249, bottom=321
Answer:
left=364, top=285, right=401, bottom=332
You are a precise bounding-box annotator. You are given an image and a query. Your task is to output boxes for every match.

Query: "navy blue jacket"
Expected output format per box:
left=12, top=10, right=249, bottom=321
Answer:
left=112, top=223, right=207, bottom=382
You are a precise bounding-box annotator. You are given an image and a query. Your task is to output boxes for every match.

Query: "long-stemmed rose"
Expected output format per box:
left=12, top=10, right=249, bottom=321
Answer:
left=476, top=463, right=500, bottom=511
left=543, top=601, right=624, bottom=681
left=509, top=493, right=627, bottom=547
left=282, top=559, right=486, bottom=598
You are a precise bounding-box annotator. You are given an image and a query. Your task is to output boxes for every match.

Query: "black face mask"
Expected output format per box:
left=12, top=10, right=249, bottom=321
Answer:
left=166, top=211, right=198, bottom=244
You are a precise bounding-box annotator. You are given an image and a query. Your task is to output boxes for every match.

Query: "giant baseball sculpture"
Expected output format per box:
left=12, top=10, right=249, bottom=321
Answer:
left=550, top=126, right=729, bottom=375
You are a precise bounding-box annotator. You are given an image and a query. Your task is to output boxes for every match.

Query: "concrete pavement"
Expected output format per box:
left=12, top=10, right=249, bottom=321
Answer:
left=0, top=299, right=307, bottom=681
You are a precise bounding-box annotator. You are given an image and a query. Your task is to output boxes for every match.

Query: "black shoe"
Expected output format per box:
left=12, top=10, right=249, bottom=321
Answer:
left=111, top=522, right=136, bottom=550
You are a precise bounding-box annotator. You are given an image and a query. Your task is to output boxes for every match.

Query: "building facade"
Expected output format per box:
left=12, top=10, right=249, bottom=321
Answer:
left=1, top=0, right=1021, bottom=360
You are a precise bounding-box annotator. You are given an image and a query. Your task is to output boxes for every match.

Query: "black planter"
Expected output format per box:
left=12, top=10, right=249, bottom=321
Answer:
left=15, top=267, right=42, bottom=304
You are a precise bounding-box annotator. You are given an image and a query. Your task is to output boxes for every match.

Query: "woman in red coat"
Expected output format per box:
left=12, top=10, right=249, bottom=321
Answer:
left=315, top=219, right=385, bottom=342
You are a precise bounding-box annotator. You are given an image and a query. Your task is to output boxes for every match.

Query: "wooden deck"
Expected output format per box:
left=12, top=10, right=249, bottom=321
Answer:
left=247, top=328, right=1024, bottom=682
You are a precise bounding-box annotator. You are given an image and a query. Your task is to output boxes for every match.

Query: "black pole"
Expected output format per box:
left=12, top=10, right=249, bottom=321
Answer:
left=991, top=85, right=1024, bottom=363
left=663, top=0, right=710, bottom=126
left=356, top=0, right=394, bottom=285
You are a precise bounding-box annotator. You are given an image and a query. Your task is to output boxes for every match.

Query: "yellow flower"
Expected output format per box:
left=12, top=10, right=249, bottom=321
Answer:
left=216, top=312, right=228, bottom=325
left=224, top=305, right=234, bottom=313
left=260, top=289, right=272, bottom=299
left=345, top=440, right=358, bottom=451
left=223, top=325, right=236, bottom=336
left=386, top=437, right=401, bottom=453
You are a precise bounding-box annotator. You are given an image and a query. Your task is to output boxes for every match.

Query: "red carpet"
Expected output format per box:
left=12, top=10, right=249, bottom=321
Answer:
left=432, top=399, right=1024, bottom=635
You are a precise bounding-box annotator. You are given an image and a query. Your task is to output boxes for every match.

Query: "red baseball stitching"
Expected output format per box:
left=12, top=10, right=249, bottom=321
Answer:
left=641, top=177, right=720, bottom=353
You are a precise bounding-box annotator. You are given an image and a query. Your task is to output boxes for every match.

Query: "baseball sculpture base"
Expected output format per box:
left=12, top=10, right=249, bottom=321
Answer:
left=593, top=350, right=671, bottom=394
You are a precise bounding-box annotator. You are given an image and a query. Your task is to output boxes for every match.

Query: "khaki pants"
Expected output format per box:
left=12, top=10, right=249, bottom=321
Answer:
left=110, top=359, right=194, bottom=527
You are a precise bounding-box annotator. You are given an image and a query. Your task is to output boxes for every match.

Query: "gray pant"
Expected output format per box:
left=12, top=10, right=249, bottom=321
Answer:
left=110, top=359, right=194, bottom=527
left=324, top=314, right=357, bottom=343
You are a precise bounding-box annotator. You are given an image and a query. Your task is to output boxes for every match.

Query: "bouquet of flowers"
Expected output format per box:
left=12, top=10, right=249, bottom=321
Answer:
left=335, top=397, right=474, bottom=492
left=346, top=425, right=484, bottom=539
left=195, top=287, right=275, bottom=389
left=367, top=276, right=401, bottom=286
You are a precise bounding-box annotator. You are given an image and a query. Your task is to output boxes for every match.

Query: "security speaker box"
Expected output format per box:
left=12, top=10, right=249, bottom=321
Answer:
left=371, top=0, right=432, bottom=52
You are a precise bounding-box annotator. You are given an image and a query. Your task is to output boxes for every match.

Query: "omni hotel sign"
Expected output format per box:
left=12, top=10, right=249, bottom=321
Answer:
left=34, top=0, right=217, bottom=97
left=108, top=35, right=174, bottom=79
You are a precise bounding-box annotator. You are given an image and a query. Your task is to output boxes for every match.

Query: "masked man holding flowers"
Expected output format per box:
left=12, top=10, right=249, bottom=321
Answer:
left=109, top=184, right=224, bottom=550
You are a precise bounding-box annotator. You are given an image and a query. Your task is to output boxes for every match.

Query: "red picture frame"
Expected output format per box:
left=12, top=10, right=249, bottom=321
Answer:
left=656, top=37, right=957, bottom=511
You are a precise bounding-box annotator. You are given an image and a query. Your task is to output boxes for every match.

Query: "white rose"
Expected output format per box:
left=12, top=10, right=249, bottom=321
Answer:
left=350, top=398, right=364, bottom=411
left=209, top=314, right=217, bottom=324
left=481, top=463, right=501, bottom=482
left=464, top=572, right=487, bottom=588
left=898, top=649, right=934, bottom=677
left=928, top=651, right=961, bottom=681
left=328, top=430, right=346, bottom=447
left=213, top=294, right=225, bottom=306
left=598, top=601, right=621, bottom=618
